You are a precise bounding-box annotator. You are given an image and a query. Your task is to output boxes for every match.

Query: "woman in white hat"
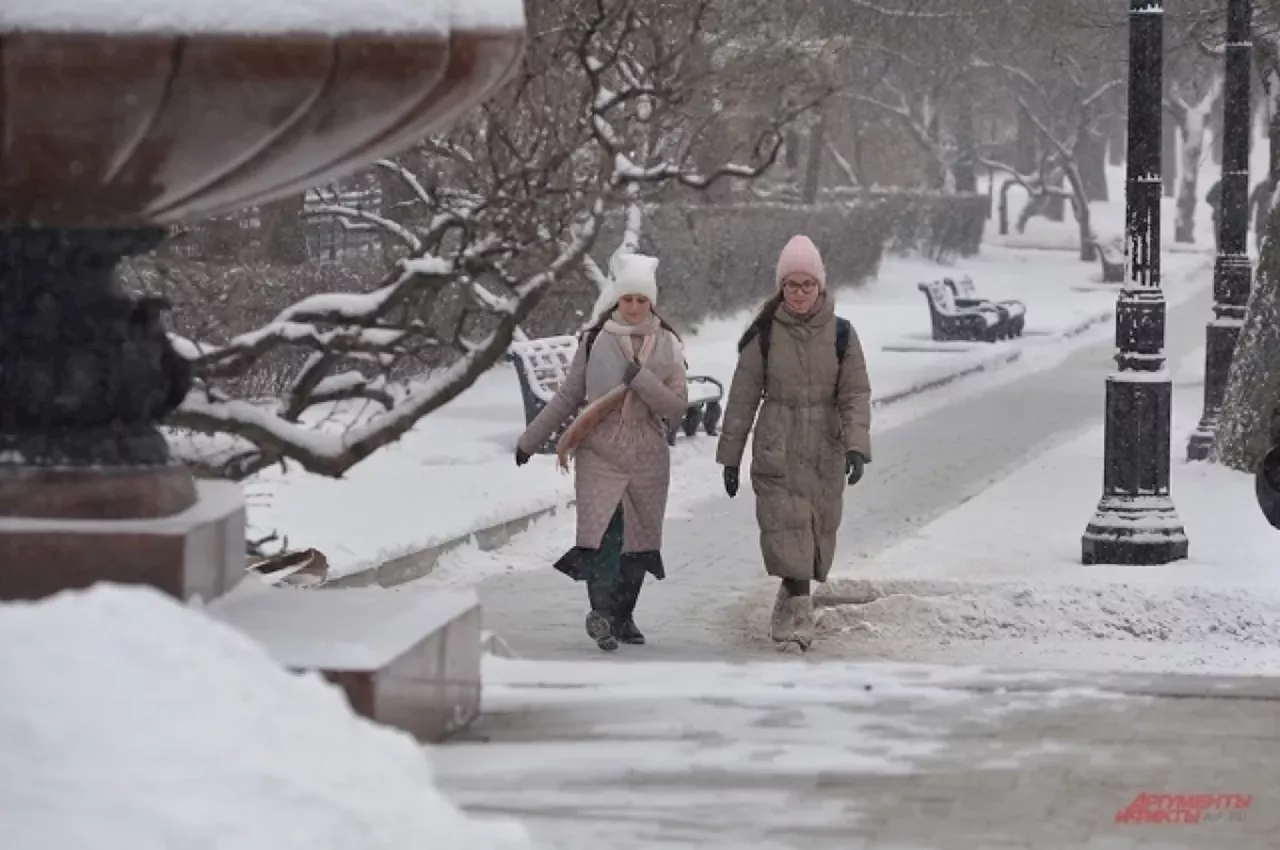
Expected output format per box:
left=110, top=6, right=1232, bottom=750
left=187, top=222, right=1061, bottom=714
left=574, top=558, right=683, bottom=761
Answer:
left=515, top=253, right=688, bottom=652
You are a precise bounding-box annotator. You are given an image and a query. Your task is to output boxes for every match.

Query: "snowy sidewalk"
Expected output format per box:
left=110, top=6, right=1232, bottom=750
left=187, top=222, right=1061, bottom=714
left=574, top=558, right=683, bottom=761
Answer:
left=432, top=656, right=1278, bottom=849
left=440, top=265, right=1212, bottom=661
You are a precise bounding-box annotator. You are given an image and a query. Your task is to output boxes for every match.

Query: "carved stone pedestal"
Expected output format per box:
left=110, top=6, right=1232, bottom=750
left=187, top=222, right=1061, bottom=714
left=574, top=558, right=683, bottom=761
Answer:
left=209, top=585, right=483, bottom=742
left=0, top=480, right=245, bottom=601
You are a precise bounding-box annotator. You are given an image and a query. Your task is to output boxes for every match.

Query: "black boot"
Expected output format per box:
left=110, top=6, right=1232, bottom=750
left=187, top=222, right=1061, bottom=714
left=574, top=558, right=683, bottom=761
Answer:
left=585, top=579, right=619, bottom=652
left=613, top=563, right=646, bottom=645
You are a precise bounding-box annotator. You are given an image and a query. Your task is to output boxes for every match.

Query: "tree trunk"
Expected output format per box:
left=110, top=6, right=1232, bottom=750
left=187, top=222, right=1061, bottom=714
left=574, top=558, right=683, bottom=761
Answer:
left=1174, top=121, right=1209, bottom=243
left=1063, top=163, right=1096, bottom=262
left=999, top=179, right=1015, bottom=235
left=1214, top=204, right=1280, bottom=471
left=259, top=194, right=308, bottom=264
left=1016, top=193, right=1045, bottom=233
left=1015, top=107, right=1037, bottom=173
left=1108, top=113, right=1126, bottom=166
left=954, top=102, right=978, bottom=193
left=1162, top=108, right=1178, bottom=197
left=1044, top=169, right=1066, bottom=221
left=1211, top=98, right=1224, bottom=165
left=801, top=108, right=826, bottom=204
left=1078, top=129, right=1109, bottom=202
left=1270, top=87, right=1280, bottom=182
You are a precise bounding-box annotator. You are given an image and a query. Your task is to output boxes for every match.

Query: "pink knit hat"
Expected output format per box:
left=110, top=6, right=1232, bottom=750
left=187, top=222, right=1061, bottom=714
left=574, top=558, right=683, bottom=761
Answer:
left=775, top=235, right=826, bottom=289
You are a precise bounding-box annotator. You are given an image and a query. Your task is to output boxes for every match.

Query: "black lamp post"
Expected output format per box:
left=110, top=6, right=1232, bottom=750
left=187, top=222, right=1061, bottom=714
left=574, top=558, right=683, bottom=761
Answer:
left=1187, top=0, right=1253, bottom=461
left=1082, top=0, right=1189, bottom=565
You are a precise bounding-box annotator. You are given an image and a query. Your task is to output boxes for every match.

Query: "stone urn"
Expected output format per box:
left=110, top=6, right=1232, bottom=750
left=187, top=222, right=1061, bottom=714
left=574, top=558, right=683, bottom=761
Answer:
left=0, top=2, right=525, bottom=600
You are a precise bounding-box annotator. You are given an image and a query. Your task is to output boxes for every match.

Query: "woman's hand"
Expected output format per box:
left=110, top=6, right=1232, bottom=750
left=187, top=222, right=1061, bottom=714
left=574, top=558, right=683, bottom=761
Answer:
left=845, top=451, right=865, bottom=486
left=723, top=466, right=740, bottom=498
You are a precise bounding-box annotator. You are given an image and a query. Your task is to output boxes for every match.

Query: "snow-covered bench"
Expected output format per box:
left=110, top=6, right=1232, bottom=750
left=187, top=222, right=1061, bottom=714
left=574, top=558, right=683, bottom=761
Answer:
left=917, top=281, right=1009, bottom=343
left=1092, top=237, right=1124, bottom=283
left=508, top=334, right=723, bottom=453
left=943, top=277, right=1025, bottom=338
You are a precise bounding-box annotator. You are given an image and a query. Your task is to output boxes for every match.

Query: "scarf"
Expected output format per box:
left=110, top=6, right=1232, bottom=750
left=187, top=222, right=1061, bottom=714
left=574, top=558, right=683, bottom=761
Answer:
left=556, top=314, right=662, bottom=471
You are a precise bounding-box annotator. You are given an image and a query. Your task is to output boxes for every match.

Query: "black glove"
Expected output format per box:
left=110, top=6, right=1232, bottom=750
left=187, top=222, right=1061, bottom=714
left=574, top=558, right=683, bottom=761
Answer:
left=723, top=466, right=740, bottom=498
left=515, top=447, right=532, bottom=467
left=845, top=451, right=866, bottom=487
left=623, top=360, right=643, bottom=384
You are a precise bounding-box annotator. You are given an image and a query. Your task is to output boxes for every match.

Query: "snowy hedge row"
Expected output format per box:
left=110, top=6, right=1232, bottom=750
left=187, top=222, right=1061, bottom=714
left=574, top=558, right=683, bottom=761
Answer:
left=523, top=201, right=892, bottom=337
left=521, top=191, right=985, bottom=337
left=134, top=191, right=984, bottom=353
left=873, top=191, right=988, bottom=261
left=824, top=188, right=989, bottom=262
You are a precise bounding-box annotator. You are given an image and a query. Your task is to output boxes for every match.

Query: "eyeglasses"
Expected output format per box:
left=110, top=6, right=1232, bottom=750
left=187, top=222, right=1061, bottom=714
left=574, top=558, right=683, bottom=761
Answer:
left=782, top=279, right=818, bottom=294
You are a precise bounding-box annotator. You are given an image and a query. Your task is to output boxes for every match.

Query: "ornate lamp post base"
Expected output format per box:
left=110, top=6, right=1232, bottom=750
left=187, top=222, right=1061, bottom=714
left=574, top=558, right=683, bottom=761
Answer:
left=1083, top=498, right=1189, bottom=565
left=1187, top=306, right=1247, bottom=462
left=0, top=226, right=244, bottom=600
left=1082, top=368, right=1189, bottom=566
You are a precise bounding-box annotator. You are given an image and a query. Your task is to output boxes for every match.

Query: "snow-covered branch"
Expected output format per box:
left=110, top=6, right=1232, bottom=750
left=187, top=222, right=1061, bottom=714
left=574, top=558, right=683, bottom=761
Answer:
left=169, top=0, right=821, bottom=481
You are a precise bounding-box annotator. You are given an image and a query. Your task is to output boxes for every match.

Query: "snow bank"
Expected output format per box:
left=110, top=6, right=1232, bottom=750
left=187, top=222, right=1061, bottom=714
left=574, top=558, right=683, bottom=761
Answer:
left=818, top=377, right=1280, bottom=674
left=0, top=584, right=531, bottom=850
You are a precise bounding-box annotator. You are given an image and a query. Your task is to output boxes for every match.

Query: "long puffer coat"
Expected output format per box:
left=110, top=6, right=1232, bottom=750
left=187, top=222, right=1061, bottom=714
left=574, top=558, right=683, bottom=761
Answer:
left=517, top=328, right=688, bottom=577
left=716, top=294, right=871, bottom=582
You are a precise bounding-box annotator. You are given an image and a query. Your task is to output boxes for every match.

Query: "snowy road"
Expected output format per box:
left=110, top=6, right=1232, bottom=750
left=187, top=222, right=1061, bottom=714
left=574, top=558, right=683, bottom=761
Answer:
left=470, top=273, right=1213, bottom=662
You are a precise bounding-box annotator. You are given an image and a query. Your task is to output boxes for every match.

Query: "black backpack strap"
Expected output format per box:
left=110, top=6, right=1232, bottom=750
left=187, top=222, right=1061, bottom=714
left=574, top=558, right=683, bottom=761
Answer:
left=739, top=320, right=772, bottom=369
left=738, top=318, right=772, bottom=398
left=834, top=317, right=853, bottom=400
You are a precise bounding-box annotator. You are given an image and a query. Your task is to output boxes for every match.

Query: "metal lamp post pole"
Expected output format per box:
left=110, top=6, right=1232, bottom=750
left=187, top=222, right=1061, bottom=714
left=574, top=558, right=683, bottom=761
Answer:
left=1187, top=0, right=1253, bottom=461
left=1082, top=0, right=1189, bottom=565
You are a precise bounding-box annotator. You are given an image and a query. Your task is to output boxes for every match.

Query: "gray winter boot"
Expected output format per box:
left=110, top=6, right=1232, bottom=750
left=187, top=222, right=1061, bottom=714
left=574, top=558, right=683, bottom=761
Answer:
left=769, top=582, right=791, bottom=642
left=787, top=596, right=815, bottom=651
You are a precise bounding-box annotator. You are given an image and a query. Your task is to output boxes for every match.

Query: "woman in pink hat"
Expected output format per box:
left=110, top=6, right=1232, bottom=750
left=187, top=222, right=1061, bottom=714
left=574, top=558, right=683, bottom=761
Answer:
left=716, top=235, right=872, bottom=651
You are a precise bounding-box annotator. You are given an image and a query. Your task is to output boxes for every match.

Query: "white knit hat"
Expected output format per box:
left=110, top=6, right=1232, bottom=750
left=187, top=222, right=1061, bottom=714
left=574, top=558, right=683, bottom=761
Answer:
left=607, top=252, right=660, bottom=306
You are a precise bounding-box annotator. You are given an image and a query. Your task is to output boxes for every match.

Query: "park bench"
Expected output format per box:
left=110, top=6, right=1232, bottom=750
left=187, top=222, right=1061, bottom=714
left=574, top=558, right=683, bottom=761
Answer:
left=917, top=280, right=1009, bottom=343
left=943, top=277, right=1026, bottom=338
left=509, top=334, right=723, bottom=454
left=1092, top=237, right=1124, bottom=283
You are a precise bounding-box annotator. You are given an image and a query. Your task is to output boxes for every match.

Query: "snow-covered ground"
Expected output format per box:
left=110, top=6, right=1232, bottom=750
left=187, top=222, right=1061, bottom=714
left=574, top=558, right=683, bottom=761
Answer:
left=819, top=346, right=1280, bottom=675
left=0, top=584, right=529, bottom=850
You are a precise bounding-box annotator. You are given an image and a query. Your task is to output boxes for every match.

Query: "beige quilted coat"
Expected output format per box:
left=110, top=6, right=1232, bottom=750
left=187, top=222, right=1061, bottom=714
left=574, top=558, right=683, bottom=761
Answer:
left=518, top=330, right=688, bottom=560
left=716, top=295, right=871, bottom=581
